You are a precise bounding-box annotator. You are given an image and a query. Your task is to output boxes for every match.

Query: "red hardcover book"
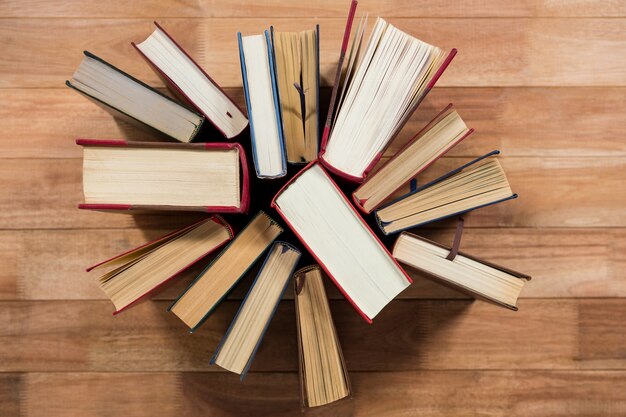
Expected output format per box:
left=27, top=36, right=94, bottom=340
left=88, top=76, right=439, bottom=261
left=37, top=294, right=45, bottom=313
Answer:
left=352, top=104, right=474, bottom=214
left=133, top=22, right=248, bottom=139
left=87, top=216, right=233, bottom=314
left=271, top=161, right=412, bottom=324
left=318, top=0, right=457, bottom=183
left=77, top=139, right=250, bottom=214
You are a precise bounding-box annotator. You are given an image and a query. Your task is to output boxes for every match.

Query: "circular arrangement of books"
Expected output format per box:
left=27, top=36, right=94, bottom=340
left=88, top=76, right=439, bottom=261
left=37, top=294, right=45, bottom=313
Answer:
left=69, top=1, right=530, bottom=409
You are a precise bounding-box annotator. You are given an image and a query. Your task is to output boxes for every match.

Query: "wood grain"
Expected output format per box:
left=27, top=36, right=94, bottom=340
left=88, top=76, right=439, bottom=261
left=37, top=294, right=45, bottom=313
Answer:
left=2, top=87, right=625, bottom=159
left=2, top=0, right=626, bottom=18
left=1, top=157, right=622, bottom=229
left=0, top=299, right=624, bottom=372
left=0, top=228, right=623, bottom=300
left=0, top=371, right=618, bottom=417
left=1, top=18, right=625, bottom=88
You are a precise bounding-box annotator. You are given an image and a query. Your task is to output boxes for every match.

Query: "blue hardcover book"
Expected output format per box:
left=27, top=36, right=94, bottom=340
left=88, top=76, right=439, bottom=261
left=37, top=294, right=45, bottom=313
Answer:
left=238, top=31, right=287, bottom=179
left=375, top=150, right=518, bottom=234
left=210, top=241, right=301, bottom=379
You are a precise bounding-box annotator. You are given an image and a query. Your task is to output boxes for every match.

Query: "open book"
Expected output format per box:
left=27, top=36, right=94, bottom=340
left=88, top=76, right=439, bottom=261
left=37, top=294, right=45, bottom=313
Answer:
left=393, top=231, right=530, bottom=310
left=294, top=266, right=351, bottom=407
left=272, top=25, right=320, bottom=163
left=211, top=242, right=301, bottom=379
left=170, top=211, right=283, bottom=331
left=88, top=217, right=233, bottom=314
left=272, top=162, right=411, bottom=323
left=319, top=0, right=457, bottom=182
left=376, top=151, right=517, bottom=234
left=353, top=104, right=473, bottom=214
left=77, top=139, right=249, bottom=214
left=238, top=31, right=287, bottom=178
left=133, top=22, right=248, bottom=139
left=66, top=51, right=204, bottom=143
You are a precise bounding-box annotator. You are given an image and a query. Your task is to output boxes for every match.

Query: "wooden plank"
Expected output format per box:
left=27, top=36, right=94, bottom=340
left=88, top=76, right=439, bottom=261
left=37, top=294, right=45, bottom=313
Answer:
left=0, top=374, right=19, bottom=417
left=2, top=0, right=625, bottom=18
left=2, top=87, right=625, bottom=159
left=1, top=18, right=624, bottom=88
left=0, top=157, right=623, bottom=229
left=15, top=371, right=626, bottom=417
left=0, top=299, right=624, bottom=372
left=1, top=228, right=623, bottom=300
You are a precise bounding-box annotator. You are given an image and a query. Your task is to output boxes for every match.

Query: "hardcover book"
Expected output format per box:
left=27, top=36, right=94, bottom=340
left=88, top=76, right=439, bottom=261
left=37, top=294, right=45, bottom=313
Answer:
left=294, top=266, right=351, bottom=407
left=133, top=22, right=248, bottom=139
left=271, top=25, right=320, bottom=163
left=77, top=139, right=250, bottom=214
left=238, top=30, right=287, bottom=178
left=393, top=229, right=530, bottom=310
left=66, top=51, right=205, bottom=143
left=170, top=211, right=283, bottom=331
left=353, top=104, right=473, bottom=214
left=211, top=242, right=301, bottom=378
left=319, top=0, right=457, bottom=182
left=376, top=151, right=517, bottom=234
left=88, top=216, right=233, bottom=314
left=271, top=162, right=411, bottom=323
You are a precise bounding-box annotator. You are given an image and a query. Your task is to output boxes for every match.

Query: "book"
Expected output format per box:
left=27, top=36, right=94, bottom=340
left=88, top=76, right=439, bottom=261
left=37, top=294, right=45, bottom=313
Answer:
left=271, top=25, right=320, bottom=163
left=66, top=51, right=204, bottom=143
left=319, top=0, right=457, bottom=182
left=294, top=266, right=351, bottom=407
left=271, top=162, right=411, bottom=323
left=393, top=230, right=530, bottom=310
left=76, top=139, right=250, bottom=214
left=211, top=242, right=301, bottom=378
left=353, top=104, right=473, bottom=214
left=133, top=22, right=248, bottom=139
left=376, top=151, right=517, bottom=234
left=88, top=216, right=233, bottom=314
left=238, top=30, right=287, bottom=179
left=170, top=211, right=283, bottom=331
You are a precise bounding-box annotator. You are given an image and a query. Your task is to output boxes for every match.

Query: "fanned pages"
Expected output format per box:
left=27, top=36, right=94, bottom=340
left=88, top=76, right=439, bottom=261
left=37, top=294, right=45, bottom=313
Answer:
left=376, top=151, right=516, bottom=234
left=66, top=51, right=204, bottom=143
left=272, top=163, right=411, bottom=323
left=295, top=266, right=351, bottom=407
left=354, top=105, right=473, bottom=213
left=77, top=140, right=249, bottom=214
left=238, top=31, right=287, bottom=178
left=320, top=6, right=456, bottom=182
left=273, top=26, right=320, bottom=163
left=134, top=22, right=248, bottom=139
left=212, top=242, right=301, bottom=378
left=393, top=232, right=530, bottom=310
left=170, top=212, right=283, bottom=331
left=89, top=217, right=233, bottom=313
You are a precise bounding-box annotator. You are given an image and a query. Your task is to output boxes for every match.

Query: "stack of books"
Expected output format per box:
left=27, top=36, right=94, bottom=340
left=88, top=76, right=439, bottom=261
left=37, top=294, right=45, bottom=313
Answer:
left=70, top=0, right=530, bottom=408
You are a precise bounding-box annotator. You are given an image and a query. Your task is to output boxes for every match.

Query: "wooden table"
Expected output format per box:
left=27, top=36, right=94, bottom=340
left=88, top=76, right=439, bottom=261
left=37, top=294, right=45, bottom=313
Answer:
left=1, top=1, right=625, bottom=416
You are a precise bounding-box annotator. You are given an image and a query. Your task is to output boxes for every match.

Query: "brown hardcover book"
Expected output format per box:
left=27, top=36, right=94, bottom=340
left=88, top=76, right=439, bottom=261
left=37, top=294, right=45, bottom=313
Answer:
left=393, top=231, right=531, bottom=310
left=294, top=266, right=351, bottom=408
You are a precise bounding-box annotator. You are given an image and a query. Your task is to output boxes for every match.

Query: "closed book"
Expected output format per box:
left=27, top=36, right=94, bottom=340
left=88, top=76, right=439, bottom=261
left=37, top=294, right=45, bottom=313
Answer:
left=238, top=30, right=287, bottom=179
left=376, top=150, right=518, bottom=234
left=77, top=139, right=250, bottom=214
left=353, top=104, right=473, bottom=214
left=133, top=22, right=248, bottom=139
left=170, top=211, right=283, bottom=331
left=66, top=51, right=204, bottom=143
left=393, top=231, right=531, bottom=310
left=271, top=162, right=411, bottom=323
left=211, top=242, right=301, bottom=379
